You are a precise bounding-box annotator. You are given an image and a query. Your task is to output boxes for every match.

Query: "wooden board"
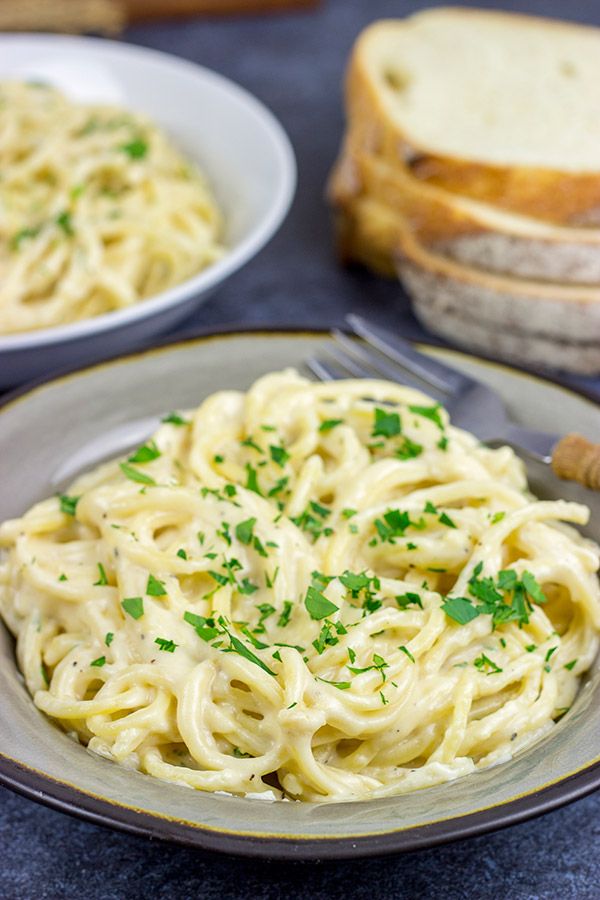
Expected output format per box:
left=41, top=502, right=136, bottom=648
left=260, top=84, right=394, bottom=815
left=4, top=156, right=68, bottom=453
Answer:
left=0, top=0, right=320, bottom=36
left=125, top=0, right=320, bottom=18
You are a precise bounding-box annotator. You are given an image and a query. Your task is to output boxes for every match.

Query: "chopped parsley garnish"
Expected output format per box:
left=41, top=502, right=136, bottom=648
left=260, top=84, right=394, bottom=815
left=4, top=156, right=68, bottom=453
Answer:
left=491, top=511, right=506, bottom=524
left=269, top=445, right=290, bottom=468
left=439, top=512, right=457, bottom=529
left=396, top=592, right=423, bottom=610
left=564, top=659, right=578, bottom=671
left=245, top=464, right=262, bottom=495
left=94, top=563, right=109, bottom=586
left=316, top=676, right=351, bottom=690
left=255, top=603, right=276, bottom=631
left=176, top=548, right=187, bottom=560
left=56, top=210, right=74, bottom=236
left=304, top=585, right=339, bottom=620
left=119, top=462, right=156, bottom=485
left=395, top=437, right=423, bottom=460
left=11, top=225, right=41, bottom=250
left=161, top=412, right=189, bottom=426
left=374, top=508, right=423, bottom=542
left=146, top=574, right=167, bottom=596
left=238, top=578, right=259, bottom=595
left=409, top=403, right=445, bottom=430
left=235, top=517, right=256, bottom=545
left=241, top=436, right=263, bottom=453
left=224, top=633, right=276, bottom=677
left=217, top=521, right=232, bottom=547
left=441, top=596, right=480, bottom=625
left=120, top=138, right=148, bottom=159
left=183, top=611, right=219, bottom=642
left=277, top=600, right=294, bottom=627
left=232, top=747, right=252, bottom=758
left=128, top=441, right=161, bottom=464
left=349, top=653, right=389, bottom=681
left=291, top=501, right=332, bottom=541
left=339, top=571, right=371, bottom=594
left=268, top=477, right=288, bottom=497
left=58, top=573, right=68, bottom=582
left=319, top=418, right=344, bottom=433
left=437, top=436, right=449, bottom=451
left=90, top=656, right=106, bottom=667
left=59, top=494, right=80, bottom=516
left=399, top=645, right=415, bottom=663
left=372, top=407, right=401, bottom=438
left=155, top=637, right=177, bottom=653
left=342, top=508, right=357, bottom=519
left=424, top=501, right=438, bottom=514
left=105, top=632, right=114, bottom=646
left=121, top=596, right=144, bottom=619
left=311, top=570, right=334, bottom=591
left=208, top=570, right=229, bottom=589
left=474, top=653, right=503, bottom=675
left=442, top=564, right=547, bottom=629
left=313, top=621, right=342, bottom=654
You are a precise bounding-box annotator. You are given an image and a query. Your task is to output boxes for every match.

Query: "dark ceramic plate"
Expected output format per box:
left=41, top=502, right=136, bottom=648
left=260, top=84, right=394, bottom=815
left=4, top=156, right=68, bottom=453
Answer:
left=0, top=330, right=599, bottom=859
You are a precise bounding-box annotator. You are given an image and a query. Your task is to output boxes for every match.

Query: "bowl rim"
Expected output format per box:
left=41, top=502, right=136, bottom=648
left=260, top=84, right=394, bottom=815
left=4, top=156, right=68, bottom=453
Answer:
left=0, top=324, right=599, bottom=860
left=0, top=33, right=296, bottom=352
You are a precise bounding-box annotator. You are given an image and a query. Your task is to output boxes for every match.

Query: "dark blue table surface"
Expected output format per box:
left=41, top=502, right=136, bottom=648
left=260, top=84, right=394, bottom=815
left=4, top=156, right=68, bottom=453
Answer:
left=2, top=2, right=600, bottom=897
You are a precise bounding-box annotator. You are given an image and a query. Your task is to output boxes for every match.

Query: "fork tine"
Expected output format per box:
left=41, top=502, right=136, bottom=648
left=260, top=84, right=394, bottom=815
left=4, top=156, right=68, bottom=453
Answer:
left=346, top=314, right=475, bottom=395
left=305, top=356, right=349, bottom=382
left=331, top=329, right=448, bottom=404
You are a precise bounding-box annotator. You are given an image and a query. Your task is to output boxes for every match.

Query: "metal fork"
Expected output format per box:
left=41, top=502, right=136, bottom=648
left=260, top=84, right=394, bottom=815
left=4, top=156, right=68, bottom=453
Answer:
left=306, top=314, right=600, bottom=492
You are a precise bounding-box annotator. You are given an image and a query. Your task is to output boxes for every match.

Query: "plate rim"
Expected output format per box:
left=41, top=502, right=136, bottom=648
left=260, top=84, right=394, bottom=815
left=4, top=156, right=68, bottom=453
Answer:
left=0, top=33, right=296, bottom=351
left=0, top=325, right=599, bottom=859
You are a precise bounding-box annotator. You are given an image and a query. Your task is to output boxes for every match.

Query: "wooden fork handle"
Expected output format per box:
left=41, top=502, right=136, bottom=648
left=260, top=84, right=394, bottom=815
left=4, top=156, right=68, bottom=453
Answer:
left=552, top=434, right=600, bottom=490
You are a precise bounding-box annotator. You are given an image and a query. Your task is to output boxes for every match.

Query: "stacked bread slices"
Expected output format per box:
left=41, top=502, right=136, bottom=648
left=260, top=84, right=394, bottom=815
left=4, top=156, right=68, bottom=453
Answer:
left=328, top=7, right=600, bottom=374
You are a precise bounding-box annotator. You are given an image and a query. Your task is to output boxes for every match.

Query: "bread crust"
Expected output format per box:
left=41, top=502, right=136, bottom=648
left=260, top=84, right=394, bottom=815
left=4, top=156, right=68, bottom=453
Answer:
left=333, top=196, right=600, bottom=372
left=347, top=10, right=600, bottom=224
left=329, top=150, right=600, bottom=283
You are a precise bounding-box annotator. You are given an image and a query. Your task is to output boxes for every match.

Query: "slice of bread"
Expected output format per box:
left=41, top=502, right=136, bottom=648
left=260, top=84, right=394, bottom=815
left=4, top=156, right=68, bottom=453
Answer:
left=329, top=147, right=600, bottom=283
left=347, top=8, right=600, bottom=223
left=335, top=196, right=600, bottom=373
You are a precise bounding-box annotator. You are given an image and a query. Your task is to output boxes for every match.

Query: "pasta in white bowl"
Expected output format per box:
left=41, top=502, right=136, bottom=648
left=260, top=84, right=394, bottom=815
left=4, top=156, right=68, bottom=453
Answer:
left=0, top=35, right=296, bottom=389
left=0, top=82, right=224, bottom=334
left=1, top=370, right=598, bottom=802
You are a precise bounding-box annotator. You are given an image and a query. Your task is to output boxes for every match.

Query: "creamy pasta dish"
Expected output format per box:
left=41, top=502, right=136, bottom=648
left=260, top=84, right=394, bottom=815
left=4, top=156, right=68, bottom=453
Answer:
left=0, top=82, right=224, bottom=334
left=1, top=371, right=599, bottom=802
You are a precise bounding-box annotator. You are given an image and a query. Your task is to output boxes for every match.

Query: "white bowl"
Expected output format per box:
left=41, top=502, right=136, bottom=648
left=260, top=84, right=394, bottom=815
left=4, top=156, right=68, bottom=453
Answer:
left=0, top=35, right=296, bottom=388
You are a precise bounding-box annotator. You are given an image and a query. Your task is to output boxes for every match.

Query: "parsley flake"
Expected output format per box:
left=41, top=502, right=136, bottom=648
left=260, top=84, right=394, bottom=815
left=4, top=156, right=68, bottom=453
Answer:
left=409, top=403, right=445, bottom=430
left=146, top=574, right=167, bottom=596
left=94, top=563, right=109, bottom=586
left=319, top=418, right=344, bottom=433
left=119, top=463, right=155, bottom=485
left=120, top=138, right=148, bottom=159
left=59, top=494, right=80, bottom=516
left=161, top=412, right=189, bottom=426
left=155, top=637, right=177, bottom=653
left=372, top=407, right=401, bottom=438
left=128, top=441, right=161, bottom=464
left=304, top=586, right=339, bottom=620
left=121, top=596, right=144, bottom=619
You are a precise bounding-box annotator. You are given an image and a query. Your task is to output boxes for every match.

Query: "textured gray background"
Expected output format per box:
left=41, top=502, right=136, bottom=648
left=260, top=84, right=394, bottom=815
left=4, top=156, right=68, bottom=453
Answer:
left=2, top=1, right=600, bottom=897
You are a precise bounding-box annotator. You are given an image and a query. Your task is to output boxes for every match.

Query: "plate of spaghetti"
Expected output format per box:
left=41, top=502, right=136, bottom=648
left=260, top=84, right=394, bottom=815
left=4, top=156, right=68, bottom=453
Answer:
left=0, top=37, right=295, bottom=387
left=0, top=329, right=598, bottom=858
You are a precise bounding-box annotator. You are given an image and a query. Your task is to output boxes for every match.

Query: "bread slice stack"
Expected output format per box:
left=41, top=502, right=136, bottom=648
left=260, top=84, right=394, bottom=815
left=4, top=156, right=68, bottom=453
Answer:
left=328, top=7, right=600, bottom=374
